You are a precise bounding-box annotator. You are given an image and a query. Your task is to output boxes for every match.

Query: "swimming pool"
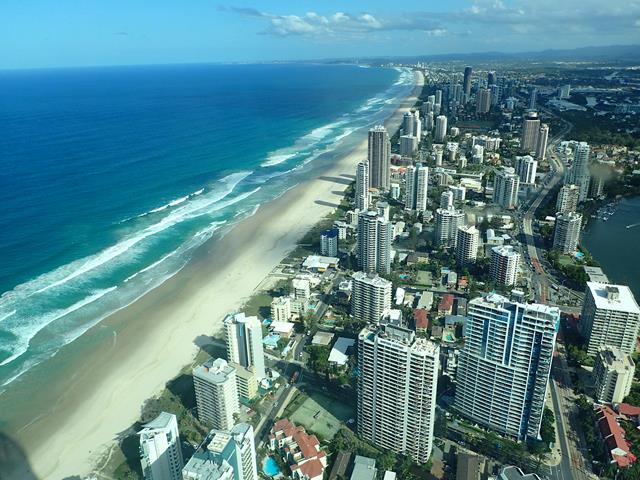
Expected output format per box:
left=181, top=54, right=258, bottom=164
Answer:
left=263, top=457, right=281, bottom=477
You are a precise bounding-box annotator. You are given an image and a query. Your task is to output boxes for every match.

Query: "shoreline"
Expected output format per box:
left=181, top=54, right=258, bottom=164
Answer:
left=12, top=70, right=424, bottom=479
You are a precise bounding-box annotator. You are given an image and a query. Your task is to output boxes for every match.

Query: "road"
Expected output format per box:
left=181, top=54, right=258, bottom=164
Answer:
left=518, top=113, right=597, bottom=480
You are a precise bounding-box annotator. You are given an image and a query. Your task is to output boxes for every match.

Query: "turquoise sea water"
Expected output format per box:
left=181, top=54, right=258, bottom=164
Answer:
left=0, top=64, right=415, bottom=389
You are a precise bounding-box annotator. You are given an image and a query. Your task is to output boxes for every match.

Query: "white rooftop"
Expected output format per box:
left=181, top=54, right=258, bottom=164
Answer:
left=588, top=282, right=640, bottom=314
left=270, top=321, right=295, bottom=333
left=328, top=337, right=356, bottom=366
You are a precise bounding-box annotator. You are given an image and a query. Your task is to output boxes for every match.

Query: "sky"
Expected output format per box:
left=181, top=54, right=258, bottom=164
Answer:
left=0, top=0, right=638, bottom=69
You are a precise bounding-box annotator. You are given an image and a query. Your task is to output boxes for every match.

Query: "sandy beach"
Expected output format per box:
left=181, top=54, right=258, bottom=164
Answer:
left=13, top=69, right=424, bottom=479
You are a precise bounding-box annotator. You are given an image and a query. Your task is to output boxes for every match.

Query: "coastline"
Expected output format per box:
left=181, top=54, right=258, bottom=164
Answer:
left=12, top=70, right=424, bottom=479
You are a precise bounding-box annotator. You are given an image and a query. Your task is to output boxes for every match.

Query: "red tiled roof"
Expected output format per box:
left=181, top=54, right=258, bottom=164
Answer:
left=414, top=309, right=429, bottom=329
left=439, top=294, right=454, bottom=310
left=597, top=406, right=636, bottom=467
left=294, top=430, right=319, bottom=459
left=618, top=403, right=640, bottom=417
left=293, top=458, right=325, bottom=479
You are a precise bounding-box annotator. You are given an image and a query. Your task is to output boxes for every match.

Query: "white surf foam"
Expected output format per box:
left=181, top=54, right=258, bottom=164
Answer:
left=0, top=287, right=117, bottom=367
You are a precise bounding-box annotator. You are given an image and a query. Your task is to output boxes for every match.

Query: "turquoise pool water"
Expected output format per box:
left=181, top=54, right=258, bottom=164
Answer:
left=263, top=457, right=281, bottom=476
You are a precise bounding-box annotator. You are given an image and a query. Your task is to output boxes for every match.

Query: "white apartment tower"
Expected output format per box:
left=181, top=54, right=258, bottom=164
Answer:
left=455, top=225, right=480, bottom=267
left=320, top=228, right=339, bottom=257
left=593, top=347, right=635, bottom=404
left=399, top=135, right=418, bottom=156
left=490, top=246, right=520, bottom=286
left=351, top=272, right=392, bottom=324
left=514, top=155, right=537, bottom=185
left=224, top=313, right=266, bottom=380
left=435, top=208, right=465, bottom=248
left=552, top=212, right=582, bottom=254
left=357, top=210, right=392, bottom=275
left=520, top=111, right=540, bottom=153
left=493, top=168, right=520, bottom=209
left=440, top=190, right=454, bottom=209
left=566, top=142, right=590, bottom=202
left=139, top=412, right=184, bottom=480
left=355, top=161, right=370, bottom=211
left=402, top=112, right=415, bottom=138
left=581, top=282, right=640, bottom=356
left=368, top=126, right=391, bottom=191
left=536, top=124, right=549, bottom=160
left=357, top=323, right=439, bottom=463
left=455, top=294, right=559, bottom=441
left=193, top=358, right=240, bottom=430
left=556, top=184, right=580, bottom=213
left=476, top=88, right=491, bottom=114
left=209, top=424, right=258, bottom=480
left=405, top=163, right=429, bottom=213
left=435, top=115, right=448, bottom=143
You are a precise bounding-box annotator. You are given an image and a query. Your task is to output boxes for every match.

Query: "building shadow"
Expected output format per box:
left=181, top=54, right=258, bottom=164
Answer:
left=193, top=335, right=226, bottom=359
left=0, top=432, right=38, bottom=480
left=339, top=174, right=356, bottom=180
left=317, top=176, right=352, bottom=185
left=330, top=190, right=347, bottom=197
left=314, top=200, right=340, bottom=209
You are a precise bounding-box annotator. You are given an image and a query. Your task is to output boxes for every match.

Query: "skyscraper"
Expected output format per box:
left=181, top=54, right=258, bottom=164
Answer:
left=357, top=210, right=391, bottom=275
left=355, top=161, right=370, bottom=211
left=224, top=313, right=266, bottom=381
left=357, top=323, right=439, bottom=463
left=490, top=246, right=520, bottom=286
left=193, top=358, right=240, bottom=429
left=404, top=163, right=429, bottom=213
left=399, top=135, right=418, bottom=156
left=455, top=294, right=558, bottom=441
left=566, top=142, right=590, bottom=202
left=139, top=412, right=184, bottom=480
left=476, top=88, right=491, bottom=114
left=434, top=115, right=448, bottom=143
left=580, top=283, right=640, bottom=356
left=553, top=212, right=582, bottom=254
left=320, top=228, right=339, bottom=257
left=556, top=184, right=580, bottom=213
left=593, top=347, right=635, bottom=404
left=520, top=112, right=540, bottom=153
left=463, top=66, right=473, bottom=101
left=402, top=112, right=415, bottom=138
left=487, top=71, right=496, bottom=86
left=528, top=87, right=537, bottom=110
left=493, top=168, right=520, bottom=209
left=455, top=225, right=480, bottom=266
left=514, top=155, right=538, bottom=185
left=435, top=207, right=465, bottom=248
left=368, top=126, right=391, bottom=191
left=535, top=124, right=549, bottom=160
left=351, top=272, right=392, bottom=324
left=209, top=424, right=258, bottom=480
left=182, top=423, right=258, bottom=480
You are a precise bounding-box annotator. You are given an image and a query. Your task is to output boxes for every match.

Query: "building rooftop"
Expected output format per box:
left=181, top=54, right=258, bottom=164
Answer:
left=328, top=337, right=356, bottom=366
left=193, top=358, right=235, bottom=385
left=584, top=266, right=610, bottom=283
left=140, top=411, right=176, bottom=432
left=588, top=282, right=640, bottom=314
left=350, top=455, right=377, bottom=480
left=312, top=331, right=335, bottom=346
left=182, top=453, right=233, bottom=480
left=499, top=466, right=541, bottom=480
left=352, top=271, right=392, bottom=288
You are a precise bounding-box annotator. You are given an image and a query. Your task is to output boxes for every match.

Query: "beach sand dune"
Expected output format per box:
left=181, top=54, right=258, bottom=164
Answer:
left=15, top=70, right=424, bottom=479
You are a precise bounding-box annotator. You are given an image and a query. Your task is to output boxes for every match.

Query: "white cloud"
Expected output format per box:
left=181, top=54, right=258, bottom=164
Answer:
left=224, top=1, right=640, bottom=41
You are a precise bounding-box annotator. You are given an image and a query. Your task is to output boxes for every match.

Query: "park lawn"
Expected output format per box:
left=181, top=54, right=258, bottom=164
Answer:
left=416, top=271, right=433, bottom=286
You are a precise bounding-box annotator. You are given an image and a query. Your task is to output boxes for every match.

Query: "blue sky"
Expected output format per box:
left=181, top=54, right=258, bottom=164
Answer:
left=1, top=0, right=638, bottom=69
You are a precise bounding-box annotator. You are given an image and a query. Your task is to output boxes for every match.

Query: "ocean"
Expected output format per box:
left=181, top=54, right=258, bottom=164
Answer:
left=0, top=63, right=414, bottom=390
left=582, top=196, right=640, bottom=297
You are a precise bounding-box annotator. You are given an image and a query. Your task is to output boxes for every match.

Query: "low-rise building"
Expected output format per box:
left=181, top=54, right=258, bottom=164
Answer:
left=269, top=419, right=327, bottom=480
left=597, top=405, right=637, bottom=469
left=271, top=296, right=292, bottom=322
